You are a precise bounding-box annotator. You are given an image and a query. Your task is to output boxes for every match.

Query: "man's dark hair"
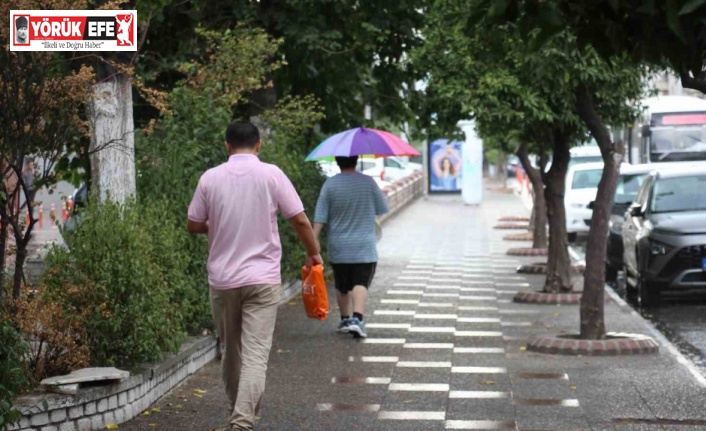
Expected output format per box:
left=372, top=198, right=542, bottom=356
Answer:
left=335, top=156, right=359, bottom=170
left=225, top=121, right=260, bottom=149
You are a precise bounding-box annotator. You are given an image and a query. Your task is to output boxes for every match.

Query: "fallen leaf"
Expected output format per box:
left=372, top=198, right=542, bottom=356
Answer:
left=193, top=394, right=203, bottom=398
left=553, top=312, right=561, bottom=317
left=193, top=389, right=207, bottom=394
left=142, top=411, right=151, bottom=417
left=287, top=301, right=296, bottom=305
left=176, top=404, right=184, bottom=409
left=570, top=385, right=577, bottom=391
left=151, top=408, right=161, bottom=413
left=519, top=346, right=527, bottom=351
left=106, top=424, right=119, bottom=430
left=481, top=380, right=496, bottom=385
left=276, top=349, right=291, bottom=354
left=148, top=424, right=157, bottom=428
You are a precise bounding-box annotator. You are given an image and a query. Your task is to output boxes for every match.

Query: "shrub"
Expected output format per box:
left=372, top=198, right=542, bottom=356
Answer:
left=10, top=287, right=90, bottom=384
left=42, top=199, right=185, bottom=367
left=0, top=318, right=29, bottom=431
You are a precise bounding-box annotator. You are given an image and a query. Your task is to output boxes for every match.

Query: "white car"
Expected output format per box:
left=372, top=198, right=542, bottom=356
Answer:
left=316, top=160, right=393, bottom=189
left=358, top=156, right=422, bottom=182
left=565, top=162, right=604, bottom=240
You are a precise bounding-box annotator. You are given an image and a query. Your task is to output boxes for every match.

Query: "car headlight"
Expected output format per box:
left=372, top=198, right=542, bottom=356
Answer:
left=649, top=240, right=673, bottom=255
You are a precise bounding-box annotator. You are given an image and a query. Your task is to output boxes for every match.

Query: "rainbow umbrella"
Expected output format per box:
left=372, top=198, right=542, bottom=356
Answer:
left=305, top=127, right=420, bottom=161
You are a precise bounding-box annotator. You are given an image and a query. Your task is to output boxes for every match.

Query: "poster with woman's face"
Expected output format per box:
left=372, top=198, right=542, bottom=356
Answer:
left=429, top=139, right=463, bottom=193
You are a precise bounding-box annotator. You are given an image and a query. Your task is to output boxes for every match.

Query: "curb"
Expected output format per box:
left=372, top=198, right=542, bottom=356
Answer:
left=506, top=248, right=548, bottom=256
left=494, top=224, right=530, bottom=230
left=498, top=216, right=530, bottom=222
left=527, top=333, right=659, bottom=356
left=517, top=263, right=585, bottom=274
left=502, top=233, right=534, bottom=241
left=604, top=284, right=706, bottom=387
left=513, top=291, right=582, bottom=305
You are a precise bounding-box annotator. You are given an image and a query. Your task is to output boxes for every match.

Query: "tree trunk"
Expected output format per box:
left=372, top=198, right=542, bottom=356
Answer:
left=495, top=150, right=505, bottom=181
left=12, top=227, right=26, bottom=299
left=543, top=131, right=572, bottom=293
left=89, top=74, right=136, bottom=203
left=517, top=143, right=548, bottom=249
left=576, top=85, right=622, bottom=340
left=0, top=220, right=6, bottom=304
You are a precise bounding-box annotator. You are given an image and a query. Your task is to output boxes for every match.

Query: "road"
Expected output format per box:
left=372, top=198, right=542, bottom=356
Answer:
left=572, top=236, right=706, bottom=373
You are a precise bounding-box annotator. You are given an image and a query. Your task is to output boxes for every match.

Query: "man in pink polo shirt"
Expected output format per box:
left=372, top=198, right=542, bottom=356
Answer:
left=187, top=121, right=321, bottom=431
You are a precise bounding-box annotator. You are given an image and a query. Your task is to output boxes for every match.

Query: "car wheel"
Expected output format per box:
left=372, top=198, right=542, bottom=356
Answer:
left=567, top=232, right=577, bottom=243
left=637, top=276, right=660, bottom=307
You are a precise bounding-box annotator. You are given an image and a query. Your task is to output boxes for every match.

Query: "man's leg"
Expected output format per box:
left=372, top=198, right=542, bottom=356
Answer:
left=332, top=264, right=353, bottom=332
left=210, top=287, right=225, bottom=359
left=348, top=263, right=376, bottom=338
left=230, top=284, right=280, bottom=431
left=351, top=285, right=368, bottom=316
left=219, top=288, right=243, bottom=409
left=336, top=290, right=352, bottom=316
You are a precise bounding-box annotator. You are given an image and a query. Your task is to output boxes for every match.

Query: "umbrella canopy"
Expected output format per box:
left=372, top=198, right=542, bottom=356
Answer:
left=305, top=127, right=420, bottom=161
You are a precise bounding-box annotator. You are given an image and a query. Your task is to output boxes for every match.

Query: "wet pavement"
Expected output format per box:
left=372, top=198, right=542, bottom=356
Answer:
left=572, top=237, right=706, bottom=376
left=118, top=185, right=706, bottom=431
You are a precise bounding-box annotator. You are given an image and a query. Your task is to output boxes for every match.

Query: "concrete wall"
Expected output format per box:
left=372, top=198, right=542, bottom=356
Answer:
left=9, top=337, right=216, bottom=431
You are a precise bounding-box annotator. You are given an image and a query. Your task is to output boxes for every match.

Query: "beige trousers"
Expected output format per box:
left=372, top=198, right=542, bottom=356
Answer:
left=210, top=284, right=280, bottom=431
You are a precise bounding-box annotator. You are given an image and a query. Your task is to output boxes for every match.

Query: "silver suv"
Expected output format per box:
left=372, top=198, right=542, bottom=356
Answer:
left=622, top=165, right=706, bottom=306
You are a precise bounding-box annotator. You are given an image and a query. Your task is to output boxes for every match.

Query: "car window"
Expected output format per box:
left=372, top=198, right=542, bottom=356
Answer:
left=651, top=175, right=706, bottom=213
left=633, top=176, right=653, bottom=209
left=568, top=156, right=603, bottom=168
left=384, top=158, right=402, bottom=169
left=614, top=174, right=648, bottom=205
left=571, top=169, right=602, bottom=189
left=361, top=161, right=376, bottom=171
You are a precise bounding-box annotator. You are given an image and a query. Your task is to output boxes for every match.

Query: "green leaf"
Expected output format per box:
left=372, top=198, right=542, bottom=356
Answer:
left=678, top=0, right=706, bottom=14
left=636, top=0, right=656, bottom=14
left=666, top=0, right=687, bottom=40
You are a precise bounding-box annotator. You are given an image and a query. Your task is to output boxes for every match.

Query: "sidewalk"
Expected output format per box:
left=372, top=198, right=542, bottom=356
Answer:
left=119, top=185, right=706, bottom=431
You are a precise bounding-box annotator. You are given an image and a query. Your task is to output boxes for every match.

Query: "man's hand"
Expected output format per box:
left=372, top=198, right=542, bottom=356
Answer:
left=306, top=253, right=323, bottom=269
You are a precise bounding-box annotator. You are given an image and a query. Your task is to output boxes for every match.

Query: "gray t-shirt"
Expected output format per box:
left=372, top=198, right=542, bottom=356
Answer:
left=314, top=172, right=389, bottom=263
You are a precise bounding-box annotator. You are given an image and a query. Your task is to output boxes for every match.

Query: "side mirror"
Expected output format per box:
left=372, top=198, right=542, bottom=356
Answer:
left=629, top=205, right=643, bottom=217
left=641, top=124, right=651, bottom=138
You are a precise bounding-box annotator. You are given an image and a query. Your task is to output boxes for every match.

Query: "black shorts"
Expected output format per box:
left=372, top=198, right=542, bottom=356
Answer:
left=331, top=263, right=377, bottom=294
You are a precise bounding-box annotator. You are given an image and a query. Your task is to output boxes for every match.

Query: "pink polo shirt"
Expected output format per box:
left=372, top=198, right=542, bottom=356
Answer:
left=187, top=154, right=305, bottom=289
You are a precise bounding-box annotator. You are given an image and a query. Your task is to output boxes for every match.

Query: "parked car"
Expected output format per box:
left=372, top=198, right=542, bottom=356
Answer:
left=316, top=160, right=393, bottom=189
left=359, top=156, right=422, bottom=182
left=565, top=162, right=604, bottom=241
left=622, top=165, right=706, bottom=306
left=605, top=161, right=706, bottom=281
left=568, top=145, right=603, bottom=169
left=605, top=164, right=654, bottom=280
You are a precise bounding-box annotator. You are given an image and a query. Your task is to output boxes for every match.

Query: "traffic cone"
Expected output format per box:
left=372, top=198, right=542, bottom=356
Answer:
left=50, top=203, right=56, bottom=226
left=62, top=202, right=69, bottom=222
left=38, top=204, right=44, bottom=229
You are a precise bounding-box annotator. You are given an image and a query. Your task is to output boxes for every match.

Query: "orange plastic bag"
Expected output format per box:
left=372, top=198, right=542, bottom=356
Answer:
left=301, top=264, right=329, bottom=320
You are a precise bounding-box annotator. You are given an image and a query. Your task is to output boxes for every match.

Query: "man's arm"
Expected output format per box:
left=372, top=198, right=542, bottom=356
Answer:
left=313, top=222, right=324, bottom=242
left=187, top=220, right=208, bottom=234
left=289, top=212, right=322, bottom=267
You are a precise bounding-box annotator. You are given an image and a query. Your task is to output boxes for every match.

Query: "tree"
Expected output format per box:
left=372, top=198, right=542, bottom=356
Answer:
left=413, top=1, right=576, bottom=291
left=469, top=0, right=649, bottom=338
left=416, top=2, right=647, bottom=340
left=0, top=1, right=95, bottom=302
left=136, top=0, right=427, bottom=134
left=483, top=0, right=706, bottom=94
